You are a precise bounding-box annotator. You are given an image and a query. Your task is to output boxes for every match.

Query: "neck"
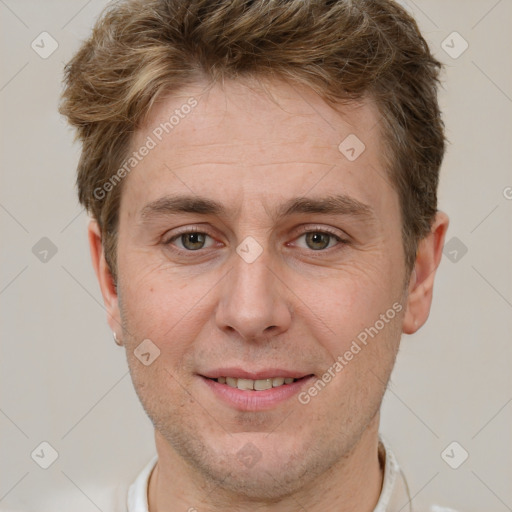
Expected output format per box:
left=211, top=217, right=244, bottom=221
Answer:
left=148, top=416, right=384, bottom=512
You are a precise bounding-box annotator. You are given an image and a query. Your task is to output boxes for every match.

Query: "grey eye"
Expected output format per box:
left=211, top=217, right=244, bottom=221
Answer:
left=180, top=232, right=207, bottom=250
left=304, top=232, right=335, bottom=250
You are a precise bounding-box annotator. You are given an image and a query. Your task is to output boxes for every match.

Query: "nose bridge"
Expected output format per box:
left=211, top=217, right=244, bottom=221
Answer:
left=216, top=244, right=291, bottom=340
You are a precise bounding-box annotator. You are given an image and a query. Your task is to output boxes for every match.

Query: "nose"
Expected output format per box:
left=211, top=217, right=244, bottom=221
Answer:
left=215, top=247, right=292, bottom=342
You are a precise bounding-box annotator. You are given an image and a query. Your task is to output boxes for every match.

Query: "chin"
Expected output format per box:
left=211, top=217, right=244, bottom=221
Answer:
left=198, top=459, right=310, bottom=501
left=165, top=428, right=333, bottom=501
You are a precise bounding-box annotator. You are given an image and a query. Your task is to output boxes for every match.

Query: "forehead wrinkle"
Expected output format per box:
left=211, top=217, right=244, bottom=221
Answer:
left=160, top=161, right=338, bottom=173
left=139, top=195, right=225, bottom=222
left=266, top=194, right=377, bottom=225
left=138, top=192, right=377, bottom=229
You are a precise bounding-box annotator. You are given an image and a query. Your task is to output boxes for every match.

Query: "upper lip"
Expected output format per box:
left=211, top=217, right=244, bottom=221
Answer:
left=200, top=368, right=312, bottom=380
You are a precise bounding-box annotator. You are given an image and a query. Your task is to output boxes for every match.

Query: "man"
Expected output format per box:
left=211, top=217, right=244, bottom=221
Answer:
left=60, top=0, right=452, bottom=510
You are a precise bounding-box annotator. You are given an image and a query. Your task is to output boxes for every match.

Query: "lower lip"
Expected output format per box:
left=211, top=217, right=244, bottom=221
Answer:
left=200, top=375, right=315, bottom=411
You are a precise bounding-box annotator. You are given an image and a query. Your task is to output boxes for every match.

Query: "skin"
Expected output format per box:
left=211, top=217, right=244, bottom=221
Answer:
left=89, top=77, right=448, bottom=512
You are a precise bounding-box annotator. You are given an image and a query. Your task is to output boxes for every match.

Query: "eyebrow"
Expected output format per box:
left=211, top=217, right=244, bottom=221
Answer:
left=139, top=194, right=375, bottom=223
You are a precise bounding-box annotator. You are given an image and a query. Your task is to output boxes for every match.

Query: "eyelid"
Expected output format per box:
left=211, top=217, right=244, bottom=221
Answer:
left=293, top=224, right=350, bottom=242
left=162, top=224, right=350, bottom=252
left=163, top=225, right=215, bottom=244
left=286, top=229, right=346, bottom=254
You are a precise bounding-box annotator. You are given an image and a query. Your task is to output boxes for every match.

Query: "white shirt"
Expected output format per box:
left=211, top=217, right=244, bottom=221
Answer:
left=126, top=438, right=459, bottom=512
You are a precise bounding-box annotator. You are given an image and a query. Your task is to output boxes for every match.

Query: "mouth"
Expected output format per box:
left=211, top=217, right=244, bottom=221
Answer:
left=199, top=371, right=315, bottom=411
left=205, top=375, right=310, bottom=391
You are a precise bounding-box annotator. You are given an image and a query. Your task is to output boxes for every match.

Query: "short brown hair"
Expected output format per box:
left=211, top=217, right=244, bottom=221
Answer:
left=60, top=0, right=445, bottom=280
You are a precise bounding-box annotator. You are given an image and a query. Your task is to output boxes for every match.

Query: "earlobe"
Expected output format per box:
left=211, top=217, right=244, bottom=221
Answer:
left=402, top=211, right=449, bottom=335
left=88, top=220, right=122, bottom=333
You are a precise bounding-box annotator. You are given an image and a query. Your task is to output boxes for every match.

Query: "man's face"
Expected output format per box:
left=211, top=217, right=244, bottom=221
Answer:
left=112, top=79, right=408, bottom=496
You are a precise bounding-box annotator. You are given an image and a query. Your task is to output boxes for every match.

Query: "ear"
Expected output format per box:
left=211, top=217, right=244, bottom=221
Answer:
left=88, top=220, right=122, bottom=335
left=402, top=211, right=449, bottom=335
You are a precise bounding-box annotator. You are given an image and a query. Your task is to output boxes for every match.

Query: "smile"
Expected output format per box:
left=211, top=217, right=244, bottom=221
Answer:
left=210, top=376, right=299, bottom=390
left=200, top=374, right=315, bottom=411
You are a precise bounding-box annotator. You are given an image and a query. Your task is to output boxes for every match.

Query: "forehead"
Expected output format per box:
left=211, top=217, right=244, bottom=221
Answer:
left=123, top=78, right=396, bottom=221
left=138, top=78, right=382, bottom=159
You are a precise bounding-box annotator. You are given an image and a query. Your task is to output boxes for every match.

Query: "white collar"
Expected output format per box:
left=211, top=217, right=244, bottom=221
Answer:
left=374, top=436, right=412, bottom=512
left=127, top=437, right=410, bottom=512
left=127, top=454, right=157, bottom=512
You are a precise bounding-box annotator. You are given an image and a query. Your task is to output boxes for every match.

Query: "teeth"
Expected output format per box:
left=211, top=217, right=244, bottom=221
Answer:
left=237, top=378, right=254, bottom=391
left=216, top=376, right=299, bottom=390
left=226, top=377, right=237, bottom=388
left=254, top=379, right=273, bottom=391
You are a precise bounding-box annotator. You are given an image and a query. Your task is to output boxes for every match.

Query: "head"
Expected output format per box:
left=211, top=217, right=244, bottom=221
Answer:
left=60, top=0, right=448, bottom=501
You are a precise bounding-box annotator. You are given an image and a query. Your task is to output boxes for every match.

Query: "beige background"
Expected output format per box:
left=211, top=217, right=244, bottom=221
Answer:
left=1, top=1, right=511, bottom=510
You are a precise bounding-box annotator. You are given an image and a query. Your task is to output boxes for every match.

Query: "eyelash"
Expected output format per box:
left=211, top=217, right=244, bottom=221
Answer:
left=163, top=225, right=349, bottom=254
left=288, top=226, right=348, bottom=252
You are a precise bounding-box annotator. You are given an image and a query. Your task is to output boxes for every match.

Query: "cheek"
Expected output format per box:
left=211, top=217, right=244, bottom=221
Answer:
left=292, top=261, right=404, bottom=402
left=294, top=259, right=402, bottom=337
left=305, top=305, right=402, bottom=423
left=116, top=260, right=224, bottom=385
left=118, top=256, right=206, bottom=333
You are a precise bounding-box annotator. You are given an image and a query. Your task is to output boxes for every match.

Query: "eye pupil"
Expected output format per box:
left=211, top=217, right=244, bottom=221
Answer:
left=182, top=233, right=205, bottom=250
left=306, top=232, right=330, bottom=250
left=173, top=231, right=338, bottom=252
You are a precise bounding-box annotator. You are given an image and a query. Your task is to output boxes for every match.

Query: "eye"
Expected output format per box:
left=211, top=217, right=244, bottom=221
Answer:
left=165, top=231, right=215, bottom=251
left=295, top=231, right=345, bottom=251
